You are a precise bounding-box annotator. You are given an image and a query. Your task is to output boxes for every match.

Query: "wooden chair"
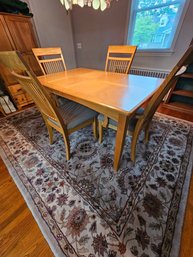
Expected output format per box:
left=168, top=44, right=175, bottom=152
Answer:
left=105, top=45, right=137, bottom=74
left=32, top=47, right=67, bottom=75
left=99, top=45, right=137, bottom=143
left=0, top=51, right=98, bottom=161
left=32, top=47, right=68, bottom=106
left=99, top=44, right=193, bottom=161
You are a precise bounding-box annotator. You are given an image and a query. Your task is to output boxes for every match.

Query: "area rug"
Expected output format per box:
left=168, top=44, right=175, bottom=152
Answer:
left=0, top=107, right=193, bottom=257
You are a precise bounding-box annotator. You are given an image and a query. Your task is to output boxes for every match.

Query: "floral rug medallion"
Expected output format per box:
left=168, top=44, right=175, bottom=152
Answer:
left=0, top=107, right=193, bottom=257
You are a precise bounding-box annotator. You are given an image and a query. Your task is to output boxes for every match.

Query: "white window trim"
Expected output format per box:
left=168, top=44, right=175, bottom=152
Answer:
left=124, top=0, right=191, bottom=56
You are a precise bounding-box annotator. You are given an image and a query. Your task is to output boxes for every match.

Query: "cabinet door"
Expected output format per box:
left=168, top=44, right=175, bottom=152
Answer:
left=22, top=52, right=42, bottom=76
left=0, top=15, right=14, bottom=51
left=3, top=15, right=42, bottom=75
left=4, top=15, right=37, bottom=52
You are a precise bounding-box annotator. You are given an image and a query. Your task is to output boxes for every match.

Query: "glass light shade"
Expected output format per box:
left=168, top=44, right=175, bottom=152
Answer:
left=59, top=0, right=115, bottom=11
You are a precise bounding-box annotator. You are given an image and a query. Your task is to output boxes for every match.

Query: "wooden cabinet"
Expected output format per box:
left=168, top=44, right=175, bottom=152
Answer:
left=0, top=15, right=14, bottom=51
left=164, top=64, right=193, bottom=114
left=0, top=12, right=41, bottom=109
left=8, top=83, right=33, bottom=109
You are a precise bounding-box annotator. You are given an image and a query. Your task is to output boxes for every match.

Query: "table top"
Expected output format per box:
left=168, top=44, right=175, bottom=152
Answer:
left=39, top=68, right=163, bottom=116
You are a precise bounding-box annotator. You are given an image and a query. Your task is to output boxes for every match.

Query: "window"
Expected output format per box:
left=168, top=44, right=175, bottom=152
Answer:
left=128, top=0, right=188, bottom=51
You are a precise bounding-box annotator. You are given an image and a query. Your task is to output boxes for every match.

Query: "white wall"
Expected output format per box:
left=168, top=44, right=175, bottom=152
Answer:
left=27, top=0, right=76, bottom=69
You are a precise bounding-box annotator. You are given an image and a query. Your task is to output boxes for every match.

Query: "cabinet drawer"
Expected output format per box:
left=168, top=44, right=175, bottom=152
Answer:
left=9, top=84, right=23, bottom=95
left=25, top=93, right=33, bottom=102
left=14, top=94, right=27, bottom=104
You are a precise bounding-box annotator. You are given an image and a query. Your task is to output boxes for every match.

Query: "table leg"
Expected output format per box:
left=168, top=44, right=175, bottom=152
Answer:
left=114, top=114, right=128, bottom=171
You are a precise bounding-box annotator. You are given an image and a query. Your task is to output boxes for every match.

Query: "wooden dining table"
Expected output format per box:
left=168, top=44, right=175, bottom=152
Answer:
left=39, top=68, right=162, bottom=171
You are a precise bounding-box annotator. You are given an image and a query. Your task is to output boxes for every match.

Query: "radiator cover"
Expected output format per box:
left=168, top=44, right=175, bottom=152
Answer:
left=130, top=67, right=169, bottom=78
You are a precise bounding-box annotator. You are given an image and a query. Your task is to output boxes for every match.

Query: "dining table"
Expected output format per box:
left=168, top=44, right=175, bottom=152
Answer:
left=39, top=68, right=163, bottom=171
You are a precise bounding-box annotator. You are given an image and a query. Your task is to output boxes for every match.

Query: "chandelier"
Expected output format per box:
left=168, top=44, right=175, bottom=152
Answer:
left=59, top=0, right=115, bottom=11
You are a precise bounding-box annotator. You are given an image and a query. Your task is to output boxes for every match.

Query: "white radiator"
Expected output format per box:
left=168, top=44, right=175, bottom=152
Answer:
left=129, top=67, right=169, bottom=78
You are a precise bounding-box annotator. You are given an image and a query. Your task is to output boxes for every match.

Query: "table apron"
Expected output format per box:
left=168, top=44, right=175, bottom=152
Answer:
left=46, top=87, right=131, bottom=121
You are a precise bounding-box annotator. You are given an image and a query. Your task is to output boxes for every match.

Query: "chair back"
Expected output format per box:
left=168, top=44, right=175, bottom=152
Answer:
left=0, top=51, right=66, bottom=128
left=32, top=47, right=67, bottom=75
left=138, top=44, right=193, bottom=128
left=105, top=45, right=137, bottom=74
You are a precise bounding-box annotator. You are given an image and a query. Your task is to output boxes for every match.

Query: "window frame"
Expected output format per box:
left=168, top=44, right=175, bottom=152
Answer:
left=126, top=0, right=190, bottom=55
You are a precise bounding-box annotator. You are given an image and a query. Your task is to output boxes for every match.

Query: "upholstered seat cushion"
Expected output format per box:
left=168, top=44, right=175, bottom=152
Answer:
left=49, top=101, right=98, bottom=130
left=98, top=107, right=144, bottom=132
left=56, top=95, right=71, bottom=106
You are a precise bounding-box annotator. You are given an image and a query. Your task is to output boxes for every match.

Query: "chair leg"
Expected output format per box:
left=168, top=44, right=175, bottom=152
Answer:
left=93, top=117, right=98, bottom=140
left=44, top=119, right=54, bottom=144
left=47, top=124, right=54, bottom=144
left=62, top=132, right=71, bottom=161
left=130, top=127, right=141, bottom=162
left=144, top=123, right=151, bottom=143
left=99, top=121, right=103, bottom=144
left=42, top=115, right=54, bottom=144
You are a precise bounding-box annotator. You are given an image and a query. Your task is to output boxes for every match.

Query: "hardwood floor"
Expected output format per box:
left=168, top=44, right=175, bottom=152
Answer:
left=0, top=104, right=192, bottom=257
left=0, top=158, right=53, bottom=257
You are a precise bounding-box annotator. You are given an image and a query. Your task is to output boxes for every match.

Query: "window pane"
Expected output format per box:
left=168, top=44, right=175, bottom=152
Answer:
left=129, top=0, right=186, bottom=50
left=137, top=0, right=180, bottom=9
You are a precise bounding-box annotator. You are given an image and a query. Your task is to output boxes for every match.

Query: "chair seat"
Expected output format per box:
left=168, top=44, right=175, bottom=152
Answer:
left=98, top=107, right=144, bottom=132
left=56, top=95, right=71, bottom=106
left=49, top=101, right=98, bottom=130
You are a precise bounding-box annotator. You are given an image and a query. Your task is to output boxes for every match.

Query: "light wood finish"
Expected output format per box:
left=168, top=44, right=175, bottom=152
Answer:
left=105, top=45, right=137, bottom=74
left=38, top=68, right=162, bottom=171
left=32, top=47, right=68, bottom=106
left=0, top=105, right=193, bottom=257
left=0, top=51, right=97, bottom=160
left=32, top=47, right=67, bottom=75
left=99, top=44, right=193, bottom=162
left=103, top=45, right=137, bottom=140
left=8, top=83, right=33, bottom=109
left=0, top=13, right=41, bottom=110
left=113, top=114, right=129, bottom=168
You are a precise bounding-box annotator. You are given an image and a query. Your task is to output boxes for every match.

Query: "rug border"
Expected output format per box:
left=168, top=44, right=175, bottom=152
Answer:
left=0, top=145, right=66, bottom=257
left=157, top=113, right=193, bottom=256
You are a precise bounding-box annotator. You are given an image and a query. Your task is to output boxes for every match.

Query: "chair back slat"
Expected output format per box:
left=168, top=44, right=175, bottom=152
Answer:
left=32, top=47, right=66, bottom=75
left=12, top=72, right=57, bottom=119
left=41, top=59, right=65, bottom=74
left=105, top=45, right=137, bottom=74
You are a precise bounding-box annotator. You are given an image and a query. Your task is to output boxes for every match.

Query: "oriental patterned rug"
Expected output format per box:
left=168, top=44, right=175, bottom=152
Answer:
left=0, top=107, right=193, bottom=257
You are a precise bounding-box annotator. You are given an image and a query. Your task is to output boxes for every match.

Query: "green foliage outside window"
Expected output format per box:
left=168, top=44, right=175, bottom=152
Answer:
left=129, top=0, right=186, bottom=50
